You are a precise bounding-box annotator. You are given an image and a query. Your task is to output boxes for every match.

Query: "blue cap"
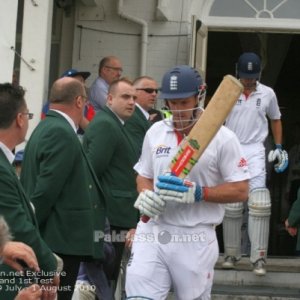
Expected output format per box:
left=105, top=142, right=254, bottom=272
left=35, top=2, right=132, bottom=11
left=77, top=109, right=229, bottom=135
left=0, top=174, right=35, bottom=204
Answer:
left=14, top=150, right=24, bottom=162
left=60, top=68, right=91, bottom=80
left=237, top=52, right=261, bottom=79
left=159, top=65, right=203, bottom=99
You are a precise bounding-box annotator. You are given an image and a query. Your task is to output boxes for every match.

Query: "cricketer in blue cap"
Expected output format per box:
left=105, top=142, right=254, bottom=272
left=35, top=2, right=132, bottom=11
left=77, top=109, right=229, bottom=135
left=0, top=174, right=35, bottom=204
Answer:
left=222, top=52, right=288, bottom=276
left=236, top=52, right=261, bottom=79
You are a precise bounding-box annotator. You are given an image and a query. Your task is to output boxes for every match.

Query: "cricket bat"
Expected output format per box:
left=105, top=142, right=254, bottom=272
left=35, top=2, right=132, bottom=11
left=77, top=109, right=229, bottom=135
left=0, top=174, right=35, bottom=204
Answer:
left=141, top=74, right=243, bottom=223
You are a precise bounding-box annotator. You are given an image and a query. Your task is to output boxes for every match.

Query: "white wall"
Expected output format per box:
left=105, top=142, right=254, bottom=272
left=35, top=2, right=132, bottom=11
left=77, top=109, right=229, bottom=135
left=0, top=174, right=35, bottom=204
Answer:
left=69, top=0, right=199, bottom=87
left=0, top=1, right=18, bottom=83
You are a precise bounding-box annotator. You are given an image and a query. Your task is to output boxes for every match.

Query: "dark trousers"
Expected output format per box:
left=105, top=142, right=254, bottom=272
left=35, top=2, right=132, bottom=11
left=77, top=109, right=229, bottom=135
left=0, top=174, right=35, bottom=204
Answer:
left=55, top=253, right=89, bottom=300
left=109, top=226, right=128, bottom=283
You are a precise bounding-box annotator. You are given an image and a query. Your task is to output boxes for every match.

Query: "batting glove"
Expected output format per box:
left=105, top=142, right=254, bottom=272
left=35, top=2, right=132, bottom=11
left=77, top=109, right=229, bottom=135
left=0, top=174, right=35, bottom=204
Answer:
left=268, top=144, right=289, bottom=173
left=156, top=175, right=203, bottom=203
left=134, top=190, right=166, bottom=218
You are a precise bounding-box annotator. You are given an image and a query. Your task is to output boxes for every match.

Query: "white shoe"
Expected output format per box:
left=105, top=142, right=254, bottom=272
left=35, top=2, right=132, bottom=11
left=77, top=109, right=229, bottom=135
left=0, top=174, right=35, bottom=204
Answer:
left=253, top=259, right=266, bottom=276
left=222, top=256, right=238, bottom=269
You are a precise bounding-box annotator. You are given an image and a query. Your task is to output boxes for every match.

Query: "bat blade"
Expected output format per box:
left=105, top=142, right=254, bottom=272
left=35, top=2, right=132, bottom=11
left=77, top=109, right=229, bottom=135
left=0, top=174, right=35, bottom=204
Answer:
left=170, top=74, right=243, bottom=178
left=141, top=74, right=243, bottom=222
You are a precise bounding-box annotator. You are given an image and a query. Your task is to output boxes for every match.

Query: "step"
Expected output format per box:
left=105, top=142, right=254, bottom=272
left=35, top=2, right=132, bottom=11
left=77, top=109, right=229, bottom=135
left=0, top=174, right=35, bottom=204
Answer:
left=214, top=255, right=300, bottom=288
left=212, top=285, right=300, bottom=300
left=211, top=255, right=300, bottom=299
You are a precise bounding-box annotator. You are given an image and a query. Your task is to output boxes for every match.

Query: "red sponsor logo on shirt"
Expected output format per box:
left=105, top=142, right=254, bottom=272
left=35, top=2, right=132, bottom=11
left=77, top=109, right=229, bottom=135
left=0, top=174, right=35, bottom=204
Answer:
left=238, top=157, right=247, bottom=168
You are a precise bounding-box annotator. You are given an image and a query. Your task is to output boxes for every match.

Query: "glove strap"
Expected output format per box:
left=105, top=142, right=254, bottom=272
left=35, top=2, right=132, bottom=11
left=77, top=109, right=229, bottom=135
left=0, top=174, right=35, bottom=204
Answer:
left=195, top=186, right=208, bottom=202
left=194, top=185, right=202, bottom=202
left=275, top=144, right=282, bottom=150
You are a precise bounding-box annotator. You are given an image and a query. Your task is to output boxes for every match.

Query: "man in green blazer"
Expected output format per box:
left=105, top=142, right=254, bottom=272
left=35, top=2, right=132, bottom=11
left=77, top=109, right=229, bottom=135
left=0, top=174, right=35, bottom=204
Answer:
left=285, top=187, right=300, bottom=255
left=21, top=77, right=106, bottom=299
left=125, top=76, right=160, bottom=156
left=0, top=83, right=59, bottom=300
left=83, top=78, right=139, bottom=285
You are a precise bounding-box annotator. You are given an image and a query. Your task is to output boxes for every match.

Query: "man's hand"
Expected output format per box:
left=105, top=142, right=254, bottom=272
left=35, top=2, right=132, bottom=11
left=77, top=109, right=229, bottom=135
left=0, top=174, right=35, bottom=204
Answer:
left=268, top=144, right=288, bottom=173
left=1, top=241, right=39, bottom=272
left=134, top=190, right=165, bottom=218
left=125, top=228, right=136, bottom=249
left=15, top=284, right=42, bottom=300
left=285, top=219, right=297, bottom=237
left=41, top=274, right=60, bottom=300
left=156, top=175, right=203, bottom=203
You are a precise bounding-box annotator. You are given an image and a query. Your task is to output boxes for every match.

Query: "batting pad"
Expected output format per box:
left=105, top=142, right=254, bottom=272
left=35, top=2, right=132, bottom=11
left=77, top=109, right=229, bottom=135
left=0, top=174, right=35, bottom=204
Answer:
left=223, top=202, right=243, bottom=258
left=248, top=188, right=271, bottom=263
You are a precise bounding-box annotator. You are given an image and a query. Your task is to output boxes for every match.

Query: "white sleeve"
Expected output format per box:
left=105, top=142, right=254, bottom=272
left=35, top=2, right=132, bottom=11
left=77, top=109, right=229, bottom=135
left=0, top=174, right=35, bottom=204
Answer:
left=218, top=132, right=250, bottom=182
left=134, top=132, right=154, bottom=179
left=266, top=89, right=281, bottom=120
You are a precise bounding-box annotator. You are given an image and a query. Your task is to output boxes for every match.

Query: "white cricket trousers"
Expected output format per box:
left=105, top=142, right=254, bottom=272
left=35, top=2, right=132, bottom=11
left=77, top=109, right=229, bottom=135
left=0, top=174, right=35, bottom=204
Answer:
left=126, top=220, right=219, bottom=300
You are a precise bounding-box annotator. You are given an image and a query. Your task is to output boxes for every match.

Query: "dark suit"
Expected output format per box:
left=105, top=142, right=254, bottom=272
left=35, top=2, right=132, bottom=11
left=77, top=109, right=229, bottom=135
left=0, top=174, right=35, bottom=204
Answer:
left=287, top=188, right=300, bottom=252
left=83, top=106, right=139, bottom=282
left=125, top=105, right=151, bottom=156
left=20, top=110, right=106, bottom=298
left=0, top=149, right=57, bottom=300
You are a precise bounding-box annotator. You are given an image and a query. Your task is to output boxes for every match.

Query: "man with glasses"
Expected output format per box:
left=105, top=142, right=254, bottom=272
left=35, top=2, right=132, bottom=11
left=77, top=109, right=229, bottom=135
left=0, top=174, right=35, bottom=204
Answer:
left=89, top=56, right=123, bottom=112
left=0, top=83, right=59, bottom=300
left=20, top=77, right=106, bottom=299
left=125, top=76, right=160, bottom=156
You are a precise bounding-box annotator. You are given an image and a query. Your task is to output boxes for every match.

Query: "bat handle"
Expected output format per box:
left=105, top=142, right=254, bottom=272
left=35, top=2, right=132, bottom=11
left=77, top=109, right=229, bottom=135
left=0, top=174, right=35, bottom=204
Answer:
left=141, top=215, right=150, bottom=223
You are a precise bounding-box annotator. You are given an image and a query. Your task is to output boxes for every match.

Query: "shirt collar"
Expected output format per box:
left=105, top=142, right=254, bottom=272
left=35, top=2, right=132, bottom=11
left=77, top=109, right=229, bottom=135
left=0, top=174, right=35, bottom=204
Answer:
left=136, top=103, right=150, bottom=120
left=50, top=109, right=77, bottom=133
left=0, top=141, right=15, bottom=164
left=107, top=106, right=125, bottom=125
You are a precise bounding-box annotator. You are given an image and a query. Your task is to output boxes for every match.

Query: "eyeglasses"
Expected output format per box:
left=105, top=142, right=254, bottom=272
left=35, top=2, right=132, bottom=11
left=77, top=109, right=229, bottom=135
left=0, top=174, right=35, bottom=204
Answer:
left=136, top=88, right=159, bottom=94
left=105, top=66, right=123, bottom=72
left=21, top=112, right=34, bottom=120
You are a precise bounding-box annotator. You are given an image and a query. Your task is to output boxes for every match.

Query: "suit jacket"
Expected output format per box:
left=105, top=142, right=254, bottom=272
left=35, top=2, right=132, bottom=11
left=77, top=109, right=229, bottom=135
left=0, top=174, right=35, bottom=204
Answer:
left=20, top=110, right=106, bottom=258
left=83, top=106, right=139, bottom=228
left=125, top=105, right=151, bottom=156
left=288, top=188, right=300, bottom=251
left=0, top=149, right=57, bottom=300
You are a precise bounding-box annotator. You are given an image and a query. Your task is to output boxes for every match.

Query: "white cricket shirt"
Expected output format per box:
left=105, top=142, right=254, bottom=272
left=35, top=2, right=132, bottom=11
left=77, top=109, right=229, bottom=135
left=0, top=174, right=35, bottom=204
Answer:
left=225, top=82, right=281, bottom=144
left=134, top=120, right=250, bottom=227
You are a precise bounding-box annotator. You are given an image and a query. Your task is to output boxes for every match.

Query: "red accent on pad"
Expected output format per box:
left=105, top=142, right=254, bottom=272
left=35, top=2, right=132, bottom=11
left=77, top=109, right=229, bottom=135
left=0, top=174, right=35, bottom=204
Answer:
left=171, top=145, right=195, bottom=177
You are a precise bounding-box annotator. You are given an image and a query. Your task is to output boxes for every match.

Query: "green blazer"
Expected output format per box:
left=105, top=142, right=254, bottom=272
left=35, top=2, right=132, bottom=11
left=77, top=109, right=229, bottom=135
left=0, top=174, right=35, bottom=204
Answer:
left=288, top=188, right=300, bottom=251
left=83, top=106, right=139, bottom=229
left=0, top=149, right=57, bottom=300
left=20, top=111, right=106, bottom=259
left=125, top=105, right=151, bottom=156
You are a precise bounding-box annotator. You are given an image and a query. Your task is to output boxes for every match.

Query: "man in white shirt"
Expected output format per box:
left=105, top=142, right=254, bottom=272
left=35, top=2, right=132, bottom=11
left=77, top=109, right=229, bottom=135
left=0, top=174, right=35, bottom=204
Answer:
left=125, top=65, right=250, bottom=299
left=222, top=52, right=288, bottom=275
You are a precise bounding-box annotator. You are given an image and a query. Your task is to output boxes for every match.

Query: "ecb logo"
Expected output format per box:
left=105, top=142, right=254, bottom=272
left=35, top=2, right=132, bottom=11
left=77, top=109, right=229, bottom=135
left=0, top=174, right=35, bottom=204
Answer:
left=256, top=98, right=261, bottom=107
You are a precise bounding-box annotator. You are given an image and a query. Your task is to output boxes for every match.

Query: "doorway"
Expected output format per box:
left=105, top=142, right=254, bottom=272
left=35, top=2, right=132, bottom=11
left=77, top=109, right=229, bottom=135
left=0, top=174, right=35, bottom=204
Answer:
left=206, top=31, right=300, bottom=256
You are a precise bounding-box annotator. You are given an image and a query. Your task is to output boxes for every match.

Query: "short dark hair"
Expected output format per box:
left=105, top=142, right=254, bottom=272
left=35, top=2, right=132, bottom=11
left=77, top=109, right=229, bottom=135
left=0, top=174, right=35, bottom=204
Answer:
left=49, top=78, right=84, bottom=105
left=0, top=83, right=26, bottom=129
left=108, top=77, right=133, bottom=94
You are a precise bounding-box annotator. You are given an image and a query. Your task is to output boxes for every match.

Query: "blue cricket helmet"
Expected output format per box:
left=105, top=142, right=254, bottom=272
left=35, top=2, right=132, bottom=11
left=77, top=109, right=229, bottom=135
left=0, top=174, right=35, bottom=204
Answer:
left=159, top=65, right=203, bottom=99
left=237, top=52, right=261, bottom=79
